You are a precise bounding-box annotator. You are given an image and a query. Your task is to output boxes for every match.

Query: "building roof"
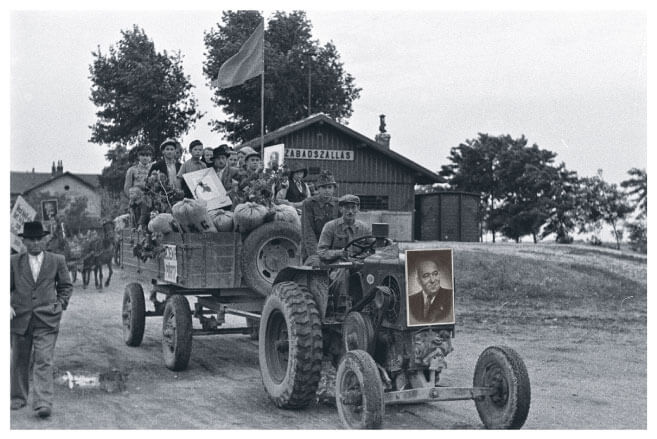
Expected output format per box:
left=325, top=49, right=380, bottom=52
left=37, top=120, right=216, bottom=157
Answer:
left=239, top=113, right=443, bottom=184
left=11, top=171, right=101, bottom=196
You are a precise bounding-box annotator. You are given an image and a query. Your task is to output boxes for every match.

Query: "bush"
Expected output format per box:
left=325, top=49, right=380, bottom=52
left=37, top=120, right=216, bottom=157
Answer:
left=626, top=221, right=647, bottom=253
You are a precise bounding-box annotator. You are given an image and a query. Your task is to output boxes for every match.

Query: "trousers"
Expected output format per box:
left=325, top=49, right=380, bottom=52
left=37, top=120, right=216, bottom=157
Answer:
left=11, top=320, right=59, bottom=409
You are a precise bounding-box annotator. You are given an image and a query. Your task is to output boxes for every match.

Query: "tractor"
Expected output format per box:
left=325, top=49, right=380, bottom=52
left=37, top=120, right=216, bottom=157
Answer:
left=258, top=223, right=531, bottom=429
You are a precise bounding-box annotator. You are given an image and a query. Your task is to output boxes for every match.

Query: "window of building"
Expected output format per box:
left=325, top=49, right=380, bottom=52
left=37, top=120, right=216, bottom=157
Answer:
left=64, top=185, right=70, bottom=191
left=356, top=195, right=389, bottom=211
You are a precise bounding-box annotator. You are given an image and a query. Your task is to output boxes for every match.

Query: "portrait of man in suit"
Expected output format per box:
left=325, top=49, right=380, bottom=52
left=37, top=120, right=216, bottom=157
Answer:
left=406, top=249, right=455, bottom=326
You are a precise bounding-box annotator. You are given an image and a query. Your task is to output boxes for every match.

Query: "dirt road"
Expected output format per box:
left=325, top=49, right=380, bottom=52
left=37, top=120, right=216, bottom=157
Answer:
left=11, top=244, right=646, bottom=429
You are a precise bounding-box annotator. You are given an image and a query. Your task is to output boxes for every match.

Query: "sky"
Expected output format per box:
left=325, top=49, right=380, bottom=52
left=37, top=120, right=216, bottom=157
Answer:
left=8, top=6, right=647, bottom=185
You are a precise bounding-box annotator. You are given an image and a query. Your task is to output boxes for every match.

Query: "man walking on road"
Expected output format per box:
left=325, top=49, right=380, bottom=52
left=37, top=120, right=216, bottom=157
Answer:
left=11, top=221, right=73, bottom=418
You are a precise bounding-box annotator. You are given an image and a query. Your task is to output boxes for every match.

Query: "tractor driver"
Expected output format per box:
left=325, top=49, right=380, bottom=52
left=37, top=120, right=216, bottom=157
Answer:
left=317, top=194, right=371, bottom=263
left=317, top=195, right=371, bottom=299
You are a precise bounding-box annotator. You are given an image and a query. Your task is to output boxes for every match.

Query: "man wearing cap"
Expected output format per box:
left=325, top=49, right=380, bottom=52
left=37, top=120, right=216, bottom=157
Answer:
left=212, top=144, right=241, bottom=197
left=149, top=138, right=182, bottom=190
left=317, top=194, right=371, bottom=263
left=124, top=146, right=153, bottom=197
left=300, top=170, right=340, bottom=263
left=10, top=221, right=73, bottom=418
left=276, top=164, right=311, bottom=209
left=236, top=146, right=268, bottom=203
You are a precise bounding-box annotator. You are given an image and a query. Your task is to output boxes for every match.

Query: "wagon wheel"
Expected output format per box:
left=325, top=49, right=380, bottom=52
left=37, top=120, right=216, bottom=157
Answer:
left=162, top=294, right=193, bottom=371
left=473, top=345, right=531, bottom=429
left=335, top=349, right=384, bottom=429
left=258, top=281, right=322, bottom=408
left=242, top=222, right=302, bottom=296
left=122, top=283, right=146, bottom=347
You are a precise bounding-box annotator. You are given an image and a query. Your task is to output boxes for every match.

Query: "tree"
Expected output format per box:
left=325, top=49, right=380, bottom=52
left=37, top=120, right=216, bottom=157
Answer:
left=621, top=168, right=647, bottom=218
left=203, top=11, right=361, bottom=143
left=579, top=170, right=633, bottom=250
left=440, top=133, right=560, bottom=243
left=496, top=141, right=558, bottom=243
left=439, top=134, right=506, bottom=242
left=540, top=165, right=582, bottom=243
left=89, top=26, right=202, bottom=193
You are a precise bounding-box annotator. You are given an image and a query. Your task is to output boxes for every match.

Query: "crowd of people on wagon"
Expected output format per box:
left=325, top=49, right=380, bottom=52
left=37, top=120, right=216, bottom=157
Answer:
left=120, top=137, right=374, bottom=265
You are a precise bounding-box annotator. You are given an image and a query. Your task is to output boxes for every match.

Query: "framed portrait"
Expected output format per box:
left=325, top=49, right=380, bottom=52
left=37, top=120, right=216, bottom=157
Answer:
left=41, top=199, right=58, bottom=222
left=405, top=248, right=455, bottom=326
left=182, top=168, right=232, bottom=210
left=264, top=143, right=285, bottom=170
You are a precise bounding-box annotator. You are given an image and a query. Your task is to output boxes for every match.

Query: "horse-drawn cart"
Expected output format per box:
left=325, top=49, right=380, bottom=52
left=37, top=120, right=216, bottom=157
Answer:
left=119, top=221, right=301, bottom=371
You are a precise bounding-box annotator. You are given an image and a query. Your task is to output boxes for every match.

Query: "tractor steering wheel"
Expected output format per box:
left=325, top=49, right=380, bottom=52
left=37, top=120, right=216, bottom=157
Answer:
left=343, top=235, right=393, bottom=259
left=343, top=235, right=376, bottom=259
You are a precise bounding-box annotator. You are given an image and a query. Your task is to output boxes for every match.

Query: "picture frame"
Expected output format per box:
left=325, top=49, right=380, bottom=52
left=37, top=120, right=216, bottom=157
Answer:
left=405, top=248, right=455, bottom=326
left=182, top=168, right=232, bottom=210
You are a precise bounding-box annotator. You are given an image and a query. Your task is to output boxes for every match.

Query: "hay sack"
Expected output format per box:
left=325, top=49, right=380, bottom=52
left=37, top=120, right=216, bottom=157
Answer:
left=172, top=198, right=217, bottom=233
left=210, top=209, right=234, bottom=232
left=233, top=202, right=268, bottom=233
left=148, top=213, right=176, bottom=235
left=272, top=204, right=301, bottom=228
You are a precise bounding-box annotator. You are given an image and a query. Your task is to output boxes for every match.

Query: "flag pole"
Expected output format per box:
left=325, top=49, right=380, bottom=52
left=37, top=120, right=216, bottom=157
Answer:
left=260, top=70, right=264, bottom=160
left=260, top=18, right=265, bottom=161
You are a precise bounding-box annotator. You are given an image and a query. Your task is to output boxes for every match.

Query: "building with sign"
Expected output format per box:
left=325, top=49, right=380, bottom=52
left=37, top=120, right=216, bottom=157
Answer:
left=240, top=113, right=443, bottom=240
left=10, top=161, right=102, bottom=217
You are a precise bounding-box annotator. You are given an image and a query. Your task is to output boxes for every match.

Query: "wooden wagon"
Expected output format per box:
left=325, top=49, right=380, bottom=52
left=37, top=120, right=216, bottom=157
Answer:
left=119, top=221, right=301, bottom=371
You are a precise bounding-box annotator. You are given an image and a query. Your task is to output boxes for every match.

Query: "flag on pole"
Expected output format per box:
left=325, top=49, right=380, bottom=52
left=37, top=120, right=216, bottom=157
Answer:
left=212, top=21, right=264, bottom=89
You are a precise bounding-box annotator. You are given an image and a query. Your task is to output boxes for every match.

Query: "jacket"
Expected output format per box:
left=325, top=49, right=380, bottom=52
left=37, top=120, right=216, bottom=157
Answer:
left=10, top=252, right=73, bottom=335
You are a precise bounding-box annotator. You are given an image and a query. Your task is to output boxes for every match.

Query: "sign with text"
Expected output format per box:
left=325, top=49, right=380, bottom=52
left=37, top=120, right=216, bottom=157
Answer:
left=163, top=244, right=178, bottom=283
left=284, top=148, right=354, bottom=161
left=10, top=196, right=37, bottom=252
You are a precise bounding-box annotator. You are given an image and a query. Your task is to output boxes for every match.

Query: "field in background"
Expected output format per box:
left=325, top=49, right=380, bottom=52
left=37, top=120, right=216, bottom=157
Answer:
left=401, top=241, right=647, bottom=331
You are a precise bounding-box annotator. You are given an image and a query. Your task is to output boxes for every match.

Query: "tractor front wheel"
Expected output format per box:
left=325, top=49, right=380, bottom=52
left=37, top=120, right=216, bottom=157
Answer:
left=335, top=349, right=384, bottom=429
left=473, top=345, right=531, bottom=429
left=259, top=281, right=323, bottom=408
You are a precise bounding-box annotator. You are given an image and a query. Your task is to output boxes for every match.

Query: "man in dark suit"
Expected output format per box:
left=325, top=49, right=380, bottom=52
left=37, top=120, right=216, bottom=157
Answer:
left=408, top=259, right=454, bottom=325
left=10, top=221, right=73, bottom=418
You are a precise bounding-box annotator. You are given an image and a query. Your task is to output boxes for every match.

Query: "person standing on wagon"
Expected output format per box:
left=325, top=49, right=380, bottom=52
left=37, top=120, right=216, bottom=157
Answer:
left=123, top=146, right=153, bottom=197
left=149, top=138, right=182, bottom=191
left=11, top=221, right=73, bottom=418
left=177, top=139, right=207, bottom=198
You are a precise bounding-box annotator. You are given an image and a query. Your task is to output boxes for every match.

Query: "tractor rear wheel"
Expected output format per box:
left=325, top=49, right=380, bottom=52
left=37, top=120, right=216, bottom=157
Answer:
left=162, top=294, right=193, bottom=371
left=335, top=349, right=384, bottom=429
left=259, top=281, right=322, bottom=408
left=473, top=345, right=531, bottom=429
left=122, top=283, right=146, bottom=347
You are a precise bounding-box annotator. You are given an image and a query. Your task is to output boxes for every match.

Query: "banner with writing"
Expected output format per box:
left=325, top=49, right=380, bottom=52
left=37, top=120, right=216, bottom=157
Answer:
left=284, top=148, right=354, bottom=161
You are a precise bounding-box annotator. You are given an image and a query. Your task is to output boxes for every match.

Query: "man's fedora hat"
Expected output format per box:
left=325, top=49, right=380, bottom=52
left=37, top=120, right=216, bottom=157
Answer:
left=287, top=164, right=308, bottom=178
left=240, top=146, right=260, bottom=161
left=213, top=144, right=231, bottom=159
left=315, top=170, right=337, bottom=188
left=18, top=221, right=50, bottom=239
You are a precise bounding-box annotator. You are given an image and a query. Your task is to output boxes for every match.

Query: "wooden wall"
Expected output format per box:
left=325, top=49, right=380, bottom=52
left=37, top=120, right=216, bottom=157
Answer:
left=273, top=123, right=415, bottom=211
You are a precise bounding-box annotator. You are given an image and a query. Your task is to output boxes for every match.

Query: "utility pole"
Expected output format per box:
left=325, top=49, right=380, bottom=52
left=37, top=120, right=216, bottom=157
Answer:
left=307, top=52, right=312, bottom=117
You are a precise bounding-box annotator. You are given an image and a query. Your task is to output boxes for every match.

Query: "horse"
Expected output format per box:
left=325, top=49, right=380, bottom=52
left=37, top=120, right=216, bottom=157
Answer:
left=46, top=229, right=80, bottom=283
left=81, top=230, right=115, bottom=290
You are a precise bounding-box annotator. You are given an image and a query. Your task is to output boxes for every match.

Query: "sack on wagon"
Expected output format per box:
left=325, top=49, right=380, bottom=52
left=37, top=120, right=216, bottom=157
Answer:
left=209, top=209, right=234, bottom=232
left=147, top=213, right=179, bottom=235
left=171, top=198, right=217, bottom=233
left=271, top=204, right=301, bottom=228
left=233, top=202, right=268, bottom=233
